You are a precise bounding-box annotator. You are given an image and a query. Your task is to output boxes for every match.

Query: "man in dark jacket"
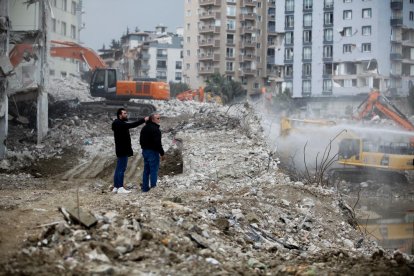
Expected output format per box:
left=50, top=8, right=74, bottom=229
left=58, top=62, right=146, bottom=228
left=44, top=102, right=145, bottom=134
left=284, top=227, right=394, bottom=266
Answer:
left=140, top=113, right=165, bottom=193
left=112, top=108, right=148, bottom=194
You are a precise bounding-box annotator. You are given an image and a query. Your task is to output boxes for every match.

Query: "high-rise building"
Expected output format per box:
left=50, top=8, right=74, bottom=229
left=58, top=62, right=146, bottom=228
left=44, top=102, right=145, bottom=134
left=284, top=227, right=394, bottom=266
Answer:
left=10, top=0, right=84, bottom=80
left=184, top=0, right=414, bottom=98
left=183, top=0, right=279, bottom=97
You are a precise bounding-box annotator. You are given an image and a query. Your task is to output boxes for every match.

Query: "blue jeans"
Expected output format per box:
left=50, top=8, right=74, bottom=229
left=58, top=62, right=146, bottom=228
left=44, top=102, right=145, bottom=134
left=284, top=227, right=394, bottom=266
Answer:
left=142, top=149, right=160, bottom=192
left=114, top=155, right=128, bottom=188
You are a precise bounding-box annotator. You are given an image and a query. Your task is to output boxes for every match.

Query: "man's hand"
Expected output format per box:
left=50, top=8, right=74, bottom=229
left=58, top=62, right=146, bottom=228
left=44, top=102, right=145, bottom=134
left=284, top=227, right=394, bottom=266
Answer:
left=161, top=155, right=166, bottom=161
left=144, top=116, right=149, bottom=121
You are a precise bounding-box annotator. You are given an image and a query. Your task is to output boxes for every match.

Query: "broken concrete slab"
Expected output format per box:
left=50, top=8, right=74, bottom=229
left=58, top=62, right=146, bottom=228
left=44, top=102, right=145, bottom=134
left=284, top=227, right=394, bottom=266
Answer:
left=64, top=201, right=97, bottom=228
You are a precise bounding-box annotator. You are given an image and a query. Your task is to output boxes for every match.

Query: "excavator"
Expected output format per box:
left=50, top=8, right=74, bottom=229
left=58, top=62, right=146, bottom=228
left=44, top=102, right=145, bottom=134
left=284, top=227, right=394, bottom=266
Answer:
left=350, top=90, right=414, bottom=145
left=9, top=40, right=170, bottom=115
left=176, top=87, right=204, bottom=102
left=279, top=118, right=414, bottom=183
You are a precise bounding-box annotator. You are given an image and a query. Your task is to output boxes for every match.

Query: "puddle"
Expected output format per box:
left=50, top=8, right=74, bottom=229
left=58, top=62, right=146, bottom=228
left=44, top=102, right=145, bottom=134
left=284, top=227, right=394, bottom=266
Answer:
left=351, top=197, right=414, bottom=255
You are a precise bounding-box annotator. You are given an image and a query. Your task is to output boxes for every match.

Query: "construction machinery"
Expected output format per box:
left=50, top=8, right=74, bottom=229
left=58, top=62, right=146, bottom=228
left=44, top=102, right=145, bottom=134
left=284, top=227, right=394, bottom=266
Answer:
left=176, top=87, right=204, bottom=102
left=279, top=118, right=414, bottom=183
left=9, top=40, right=170, bottom=115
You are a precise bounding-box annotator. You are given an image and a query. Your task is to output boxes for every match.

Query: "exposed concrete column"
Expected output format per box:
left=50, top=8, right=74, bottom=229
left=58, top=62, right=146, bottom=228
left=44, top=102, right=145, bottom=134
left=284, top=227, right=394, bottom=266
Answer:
left=0, top=0, right=10, bottom=159
left=37, top=0, right=50, bottom=144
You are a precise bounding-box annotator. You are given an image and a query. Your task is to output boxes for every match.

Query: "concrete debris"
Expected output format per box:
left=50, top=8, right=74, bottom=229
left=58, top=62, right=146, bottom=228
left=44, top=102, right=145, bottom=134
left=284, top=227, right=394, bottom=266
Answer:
left=63, top=201, right=97, bottom=227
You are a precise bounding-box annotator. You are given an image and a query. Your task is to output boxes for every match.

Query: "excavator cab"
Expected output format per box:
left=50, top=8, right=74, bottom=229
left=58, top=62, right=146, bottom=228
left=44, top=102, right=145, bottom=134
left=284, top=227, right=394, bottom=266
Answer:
left=339, top=138, right=361, bottom=162
left=90, top=68, right=120, bottom=99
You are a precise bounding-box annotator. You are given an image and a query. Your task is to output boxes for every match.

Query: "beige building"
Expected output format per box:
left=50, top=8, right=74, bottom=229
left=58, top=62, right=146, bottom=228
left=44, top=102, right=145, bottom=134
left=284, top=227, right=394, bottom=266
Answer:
left=10, top=0, right=83, bottom=82
left=183, top=0, right=279, bottom=98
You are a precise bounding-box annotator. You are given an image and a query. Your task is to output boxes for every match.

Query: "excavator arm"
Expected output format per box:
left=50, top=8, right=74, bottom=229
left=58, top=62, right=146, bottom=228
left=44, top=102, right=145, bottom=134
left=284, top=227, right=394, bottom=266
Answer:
left=350, top=91, right=380, bottom=122
left=9, top=39, right=107, bottom=72
left=374, top=102, right=414, bottom=132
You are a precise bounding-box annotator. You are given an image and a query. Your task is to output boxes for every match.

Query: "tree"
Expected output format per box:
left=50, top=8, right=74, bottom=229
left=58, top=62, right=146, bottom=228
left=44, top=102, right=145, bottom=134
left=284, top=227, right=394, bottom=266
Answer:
left=169, top=81, right=191, bottom=98
left=109, top=39, right=120, bottom=49
left=126, top=26, right=130, bottom=35
left=204, top=73, right=231, bottom=104
left=135, top=26, right=140, bottom=33
left=228, top=80, right=246, bottom=103
left=102, top=44, right=105, bottom=49
left=274, top=87, right=292, bottom=111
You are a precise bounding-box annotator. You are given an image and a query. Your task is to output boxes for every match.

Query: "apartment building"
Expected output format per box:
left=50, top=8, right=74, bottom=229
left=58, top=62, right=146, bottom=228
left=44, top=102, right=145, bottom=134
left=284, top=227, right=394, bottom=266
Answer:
left=273, top=0, right=414, bottom=97
left=10, top=0, right=84, bottom=80
left=183, top=0, right=279, bottom=96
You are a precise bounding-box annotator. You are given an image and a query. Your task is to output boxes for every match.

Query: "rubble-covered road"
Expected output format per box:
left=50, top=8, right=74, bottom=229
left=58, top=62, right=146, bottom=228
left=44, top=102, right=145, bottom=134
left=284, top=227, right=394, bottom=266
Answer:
left=1, top=93, right=413, bottom=275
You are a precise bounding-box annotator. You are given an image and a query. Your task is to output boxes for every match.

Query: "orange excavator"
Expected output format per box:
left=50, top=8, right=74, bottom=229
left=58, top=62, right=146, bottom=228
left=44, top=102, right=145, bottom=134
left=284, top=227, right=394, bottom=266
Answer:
left=350, top=90, right=414, bottom=145
left=8, top=40, right=170, bottom=113
left=176, top=87, right=204, bottom=102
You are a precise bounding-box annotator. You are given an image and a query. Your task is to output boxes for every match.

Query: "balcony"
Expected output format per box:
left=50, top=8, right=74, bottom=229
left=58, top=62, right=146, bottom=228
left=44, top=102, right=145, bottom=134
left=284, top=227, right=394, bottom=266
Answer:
left=198, top=53, right=220, bottom=61
left=157, top=76, right=167, bottom=81
left=199, top=11, right=221, bottom=20
left=198, top=39, right=221, bottom=47
left=240, top=26, right=256, bottom=34
left=268, top=25, right=277, bottom=36
left=402, top=40, right=414, bottom=47
left=227, top=0, right=237, bottom=4
left=239, top=40, right=257, bottom=48
left=390, top=16, right=403, bottom=26
left=390, top=52, right=403, bottom=60
left=199, top=25, right=221, bottom=34
left=199, top=0, right=221, bottom=6
left=268, top=0, right=275, bottom=7
left=239, top=13, right=257, bottom=21
left=141, top=53, right=150, bottom=60
left=157, top=54, right=167, bottom=59
left=241, top=67, right=255, bottom=75
left=227, top=39, right=235, bottom=45
left=140, top=64, right=150, bottom=70
left=156, top=65, right=167, bottom=70
left=391, top=0, right=403, bottom=10
left=142, top=45, right=149, bottom=49
left=239, top=54, right=256, bottom=62
left=242, top=0, right=257, bottom=7
left=198, top=67, right=220, bottom=74
left=267, top=42, right=276, bottom=48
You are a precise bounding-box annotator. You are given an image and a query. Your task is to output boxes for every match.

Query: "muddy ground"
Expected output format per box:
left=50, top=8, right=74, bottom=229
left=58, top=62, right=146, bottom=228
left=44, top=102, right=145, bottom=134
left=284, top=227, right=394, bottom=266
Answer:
left=0, top=101, right=413, bottom=275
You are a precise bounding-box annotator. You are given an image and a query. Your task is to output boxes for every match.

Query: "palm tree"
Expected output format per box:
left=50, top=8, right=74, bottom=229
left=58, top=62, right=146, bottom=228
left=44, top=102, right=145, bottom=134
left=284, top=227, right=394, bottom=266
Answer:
left=228, top=80, right=246, bottom=103
left=204, top=73, right=231, bottom=104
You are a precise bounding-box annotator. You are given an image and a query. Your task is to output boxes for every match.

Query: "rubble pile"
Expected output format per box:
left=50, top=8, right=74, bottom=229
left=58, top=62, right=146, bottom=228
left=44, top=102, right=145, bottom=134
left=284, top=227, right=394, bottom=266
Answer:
left=2, top=101, right=413, bottom=275
left=48, top=76, right=98, bottom=102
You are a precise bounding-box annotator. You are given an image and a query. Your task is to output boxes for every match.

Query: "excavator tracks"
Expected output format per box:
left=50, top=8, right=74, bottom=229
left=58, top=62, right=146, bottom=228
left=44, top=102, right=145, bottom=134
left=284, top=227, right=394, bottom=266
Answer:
left=329, top=167, right=408, bottom=184
left=78, top=101, right=156, bottom=118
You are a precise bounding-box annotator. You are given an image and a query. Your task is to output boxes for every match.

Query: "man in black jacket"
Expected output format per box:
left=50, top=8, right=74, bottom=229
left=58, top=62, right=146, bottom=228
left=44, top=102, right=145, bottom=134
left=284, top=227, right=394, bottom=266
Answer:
left=140, top=113, right=165, bottom=193
left=112, top=108, right=148, bottom=194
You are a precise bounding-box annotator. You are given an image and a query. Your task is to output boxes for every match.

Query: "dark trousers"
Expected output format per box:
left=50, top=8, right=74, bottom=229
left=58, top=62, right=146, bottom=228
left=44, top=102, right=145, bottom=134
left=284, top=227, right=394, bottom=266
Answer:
left=142, top=149, right=160, bottom=192
left=114, top=155, right=128, bottom=188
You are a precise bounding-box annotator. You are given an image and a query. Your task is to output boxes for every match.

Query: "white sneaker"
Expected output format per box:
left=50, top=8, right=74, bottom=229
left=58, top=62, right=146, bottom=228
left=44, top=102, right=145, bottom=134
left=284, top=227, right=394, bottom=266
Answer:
left=117, top=187, right=131, bottom=194
left=112, top=187, right=118, bottom=193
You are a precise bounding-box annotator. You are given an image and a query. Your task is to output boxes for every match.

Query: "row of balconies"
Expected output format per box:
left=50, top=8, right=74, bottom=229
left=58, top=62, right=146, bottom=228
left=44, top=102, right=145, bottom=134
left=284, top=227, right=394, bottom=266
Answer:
left=199, top=0, right=257, bottom=7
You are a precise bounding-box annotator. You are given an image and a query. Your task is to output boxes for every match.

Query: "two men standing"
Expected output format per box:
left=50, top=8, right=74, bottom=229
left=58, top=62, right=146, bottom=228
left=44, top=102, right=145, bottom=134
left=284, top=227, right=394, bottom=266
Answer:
left=112, top=108, right=165, bottom=194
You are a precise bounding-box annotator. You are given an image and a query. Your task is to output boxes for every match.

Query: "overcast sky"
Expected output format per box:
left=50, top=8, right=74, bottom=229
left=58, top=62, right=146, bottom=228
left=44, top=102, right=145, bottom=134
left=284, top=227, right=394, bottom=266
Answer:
left=81, top=0, right=184, bottom=51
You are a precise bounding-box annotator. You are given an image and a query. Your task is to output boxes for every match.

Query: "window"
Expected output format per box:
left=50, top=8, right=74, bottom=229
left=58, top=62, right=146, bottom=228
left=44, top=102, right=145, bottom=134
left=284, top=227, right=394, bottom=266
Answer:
left=285, top=15, right=294, bottom=27
left=285, top=32, right=293, bottom=44
left=257, top=43, right=261, bottom=49
left=186, top=50, right=190, bottom=57
left=227, top=75, right=234, bottom=82
left=303, top=14, right=312, bottom=27
left=343, top=79, right=353, bottom=87
left=157, top=60, right=167, bottom=69
left=362, top=26, right=371, bottom=35
left=226, top=47, right=234, bottom=58
left=285, top=48, right=293, bottom=60
left=362, top=9, right=371, bottom=19
left=186, top=10, right=191, bottom=16
left=324, top=0, right=333, bottom=8
left=286, top=0, right=294, bottom=11
left=71, top=25, right=76, bottom=39
left=324, top=12, right=333, bottom=25
left=227, top=6, right=236, bottom=16
left=362, top=43, right=371, bottom=52
left=285, top=81, right=293, bottom=93
left=157, top=49, right=167, bottom=57
left=304, top=0, right=312, bottom=10
left=241, top=76, right=247, bottom=85
left=176, top=61, right=182, bottom=69
left=226, top=61, right=234, bottom=71
left=343, top=10, right=352, bottom=20
left=411, top=12, right=414, bottom=21
left=343, top=44, right=352, bottom=53
left=303, top=64, right=311, bottom=76
left=50, top=69, right=55, bottom=76
left=303, top=47, right=312, bottom=59
left=253, top=83, right=260, bottom=89
left=156, top=71, right=167, bottom=80
left=196, top=76, right=200, bottom=83
left=302, top=80, right=311, bottom=93
left=185, top=63, right=190, bottom=70
left=323, top=63, right=333, bottom=75
left=323, top=46, right=333, bottom=58
left=324, top=29, right=333, bottom=41
left=180, top=51, right=183, bottom=58
left=257, top=15, right=262, bottom=22
left=62, top=0, right=67, bottom=11
left=303, top=30, right=312, bottom=43
left=71, top=1, right=76, bottom=14
left=196, top=9, right=201, bottom=15
left=344, top=0, right=352, bottom=2
left=227, top=19, right=235, bottom=30
left=61, top=21, right=66, bottom=36
left=196, top=63, right=200, bottom=69
left=187, top=23, right=190, bottom=30
left=257, top=56, right=261, bottom=62
left=196, top=49, right=200, bottom=56
left=51, top=18, right=56, bottom=32
left=323, top=80, right=332, bottom=92
left=175, top=72, right=182, bottom=81
left=186, top=37, right=190, bottom=43
left=344, top=27, right=352, bottom=36
left=257, top=29, right=261, bottom=35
